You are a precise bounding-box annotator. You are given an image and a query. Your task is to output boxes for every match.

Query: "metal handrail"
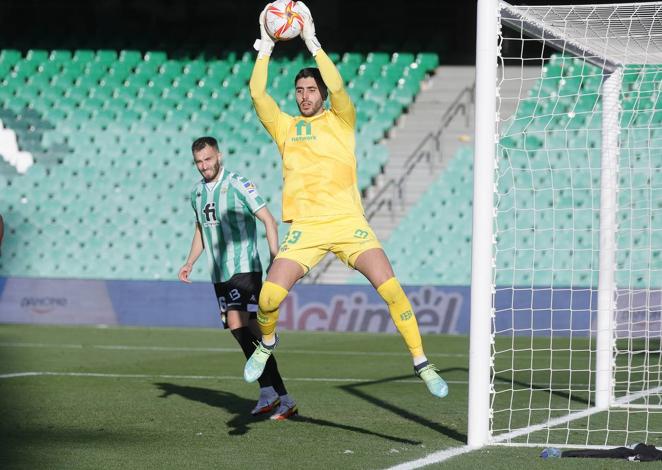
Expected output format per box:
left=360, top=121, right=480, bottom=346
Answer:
left=364, top=84, right=475, bottom=221
left=308, top=83, right=475, bottom=283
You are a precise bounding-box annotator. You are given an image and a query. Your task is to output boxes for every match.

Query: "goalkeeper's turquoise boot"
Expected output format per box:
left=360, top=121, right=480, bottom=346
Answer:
left=415, top=362, right=448, bottom=398
left=244, top=336, right=278, bottom=383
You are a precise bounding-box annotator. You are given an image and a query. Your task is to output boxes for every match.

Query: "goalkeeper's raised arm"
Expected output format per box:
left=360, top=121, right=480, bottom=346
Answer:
left=249, top=4, right=281, bottom=134
left=297, top=1, right=355, bottom=127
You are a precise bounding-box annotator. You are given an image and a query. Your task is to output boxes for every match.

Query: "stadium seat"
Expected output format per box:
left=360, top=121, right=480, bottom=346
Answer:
left=416, top=52, right=439, bottom=70
left=0, top=49, right=21, bottom=66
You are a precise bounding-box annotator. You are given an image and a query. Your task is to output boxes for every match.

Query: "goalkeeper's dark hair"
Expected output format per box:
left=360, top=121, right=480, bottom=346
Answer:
left=295, top=67, right=328, bottom=100
left=191, top=136, right=219, bottom=154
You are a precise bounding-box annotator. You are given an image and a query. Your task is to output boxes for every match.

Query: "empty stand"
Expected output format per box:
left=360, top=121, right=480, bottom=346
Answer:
left=0, top=48, right=438, bottom=280
left=371, top=56, right=662, bottom=286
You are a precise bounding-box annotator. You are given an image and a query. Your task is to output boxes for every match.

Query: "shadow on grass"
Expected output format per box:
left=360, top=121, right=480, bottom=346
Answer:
left=155, top=382, right=419, bottom=444
left=339, top=367, right=467, bottom=444
left=155, top=382, right=265, bottom=436
left=493, top=372, right=593, bottom=406
left=286, top=414, right=421, bottom=445
left=1, top=427, right=147, bottom=468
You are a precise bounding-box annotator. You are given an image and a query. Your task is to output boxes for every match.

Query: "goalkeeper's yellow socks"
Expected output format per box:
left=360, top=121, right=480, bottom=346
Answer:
left=376, top=277, right=448, bottom=398
left=245, top=280, right=287, bottom=384
left=256, top=281, right=289, bottom=344
left=376, top=277, right=424, bottom=358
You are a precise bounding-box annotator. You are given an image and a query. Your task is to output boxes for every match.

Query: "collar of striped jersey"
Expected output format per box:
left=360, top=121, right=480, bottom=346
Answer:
left=204, top=167, right=225, bottom=192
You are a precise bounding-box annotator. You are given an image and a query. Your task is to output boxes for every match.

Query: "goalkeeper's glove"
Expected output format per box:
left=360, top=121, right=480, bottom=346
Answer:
left=253, top=4, right=275, bottom=59
left=297, top=1, right=321, bottom=56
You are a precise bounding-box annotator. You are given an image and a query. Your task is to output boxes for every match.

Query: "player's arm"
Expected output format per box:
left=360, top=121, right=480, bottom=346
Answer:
left=249, top=5, right=282, bottom=139
left=232, top=176, right=276, bottom=266
left=249, top=57, right=282, bottom=133
left=315, top=51, right=355, bottom=127
left=254, top=206, right=279, bottom=265
left=298, top=2, right=355, bottom=127
left=179, top=222, right=204, bottom=284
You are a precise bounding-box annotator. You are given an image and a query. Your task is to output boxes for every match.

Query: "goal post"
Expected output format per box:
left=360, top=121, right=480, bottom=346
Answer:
left=470, top=0, right=662, bottom=448
left=468, top=0, right=499, bottom=448
left=596, top=66, right=622, bottom=410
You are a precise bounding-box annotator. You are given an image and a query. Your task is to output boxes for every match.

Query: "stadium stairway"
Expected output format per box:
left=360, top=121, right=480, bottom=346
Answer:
left=373, top=66, right=476, bottom=221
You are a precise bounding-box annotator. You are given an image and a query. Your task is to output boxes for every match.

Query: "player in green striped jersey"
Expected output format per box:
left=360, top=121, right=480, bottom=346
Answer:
left=178, top=137, right=297, bottom=420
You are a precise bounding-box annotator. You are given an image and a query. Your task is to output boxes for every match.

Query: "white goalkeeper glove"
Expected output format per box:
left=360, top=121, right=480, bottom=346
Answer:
left=253, top=5, right=275, bottom=59
left=296, top=1, right=321, bottom=56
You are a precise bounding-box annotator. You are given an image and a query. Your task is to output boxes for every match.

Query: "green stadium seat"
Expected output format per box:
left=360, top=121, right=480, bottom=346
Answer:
left=158, top=60, right=184, bottom=78
left=118, top=50, right=142, bottom=67
left=25, top=49, right=49, bottom=64
left=416, top=52, right=439, bottom=70
left=0, top=49, right=21, bottom=66
left=379, top=64, right=404, bottom=84
left=183, top=60, right=206, bottom=78
left=365, top=52, right=389, bottom=68
left=391, top=52, right=415, bottom=68
left=174, top=72, right=199, bottom=89
left=340, top=52, right=362, bottom=66
left=389, top=84, right=416, bottom=106
left=72, top=49, right=94, bottom=63
left=95, top=50, right=119, bottom=64
left=144, top=50, right=167, bottom=65
left=206, top=60, right=232, bottom=78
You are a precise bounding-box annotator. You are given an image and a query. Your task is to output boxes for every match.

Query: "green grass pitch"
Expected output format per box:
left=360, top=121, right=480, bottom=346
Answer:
left=0, top=324, right=647, bottom=469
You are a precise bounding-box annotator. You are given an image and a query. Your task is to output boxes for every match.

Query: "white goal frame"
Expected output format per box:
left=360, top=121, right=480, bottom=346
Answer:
left=469, top=0, right=662, bottom=448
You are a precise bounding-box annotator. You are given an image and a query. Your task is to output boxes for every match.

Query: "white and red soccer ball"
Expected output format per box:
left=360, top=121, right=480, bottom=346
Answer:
left=264, top=0, right=305, bottom=41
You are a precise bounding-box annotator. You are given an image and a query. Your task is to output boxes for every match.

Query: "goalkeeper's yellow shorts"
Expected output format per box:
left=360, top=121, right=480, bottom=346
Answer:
left=275, top=214, right=383, bottom=273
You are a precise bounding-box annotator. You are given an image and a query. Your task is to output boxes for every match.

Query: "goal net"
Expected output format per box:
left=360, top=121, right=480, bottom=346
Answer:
left=470, top=0, right=662, bottom=448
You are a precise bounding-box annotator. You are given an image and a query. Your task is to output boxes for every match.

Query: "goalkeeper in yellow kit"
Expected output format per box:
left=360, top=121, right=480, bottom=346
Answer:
left=245, top=2, right=447, bottom=400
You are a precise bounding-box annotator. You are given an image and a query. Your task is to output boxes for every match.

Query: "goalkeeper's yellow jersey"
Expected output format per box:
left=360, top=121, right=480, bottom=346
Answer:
left=249, top=50, right=364, bottom=222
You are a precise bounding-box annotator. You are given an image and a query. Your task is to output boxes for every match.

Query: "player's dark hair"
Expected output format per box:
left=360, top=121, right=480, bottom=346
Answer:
left=294, top=67, right=328, bottom=100
left=191, top=136, right=219, bottom=154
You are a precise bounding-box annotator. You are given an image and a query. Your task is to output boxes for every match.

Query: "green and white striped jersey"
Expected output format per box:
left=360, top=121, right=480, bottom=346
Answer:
left=190, top=168, right=266, bottom=283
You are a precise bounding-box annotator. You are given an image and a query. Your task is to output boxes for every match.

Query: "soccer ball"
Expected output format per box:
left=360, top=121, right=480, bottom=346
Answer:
left=264, top=0, right=304, bottom=41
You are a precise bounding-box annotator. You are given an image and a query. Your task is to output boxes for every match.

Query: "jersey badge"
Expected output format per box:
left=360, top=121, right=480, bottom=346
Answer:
left=243, top=180, right=256, bottom=194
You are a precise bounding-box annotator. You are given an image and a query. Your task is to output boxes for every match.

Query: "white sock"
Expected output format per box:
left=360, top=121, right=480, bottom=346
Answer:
left=262, top=336, right=276, bottom=347
left=260, top=386, right=277, bottom=398
left=279, top=393, right=294, bottom=404
left=413, top=355, right=428, bottom=367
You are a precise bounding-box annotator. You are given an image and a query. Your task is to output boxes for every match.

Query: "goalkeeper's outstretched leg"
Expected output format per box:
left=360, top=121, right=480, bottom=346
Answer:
left=353, top=248, right=448, bottom=398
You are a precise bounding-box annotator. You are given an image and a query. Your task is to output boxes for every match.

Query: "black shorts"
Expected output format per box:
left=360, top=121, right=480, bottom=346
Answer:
left=213, top=272, right=262, bottom=328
